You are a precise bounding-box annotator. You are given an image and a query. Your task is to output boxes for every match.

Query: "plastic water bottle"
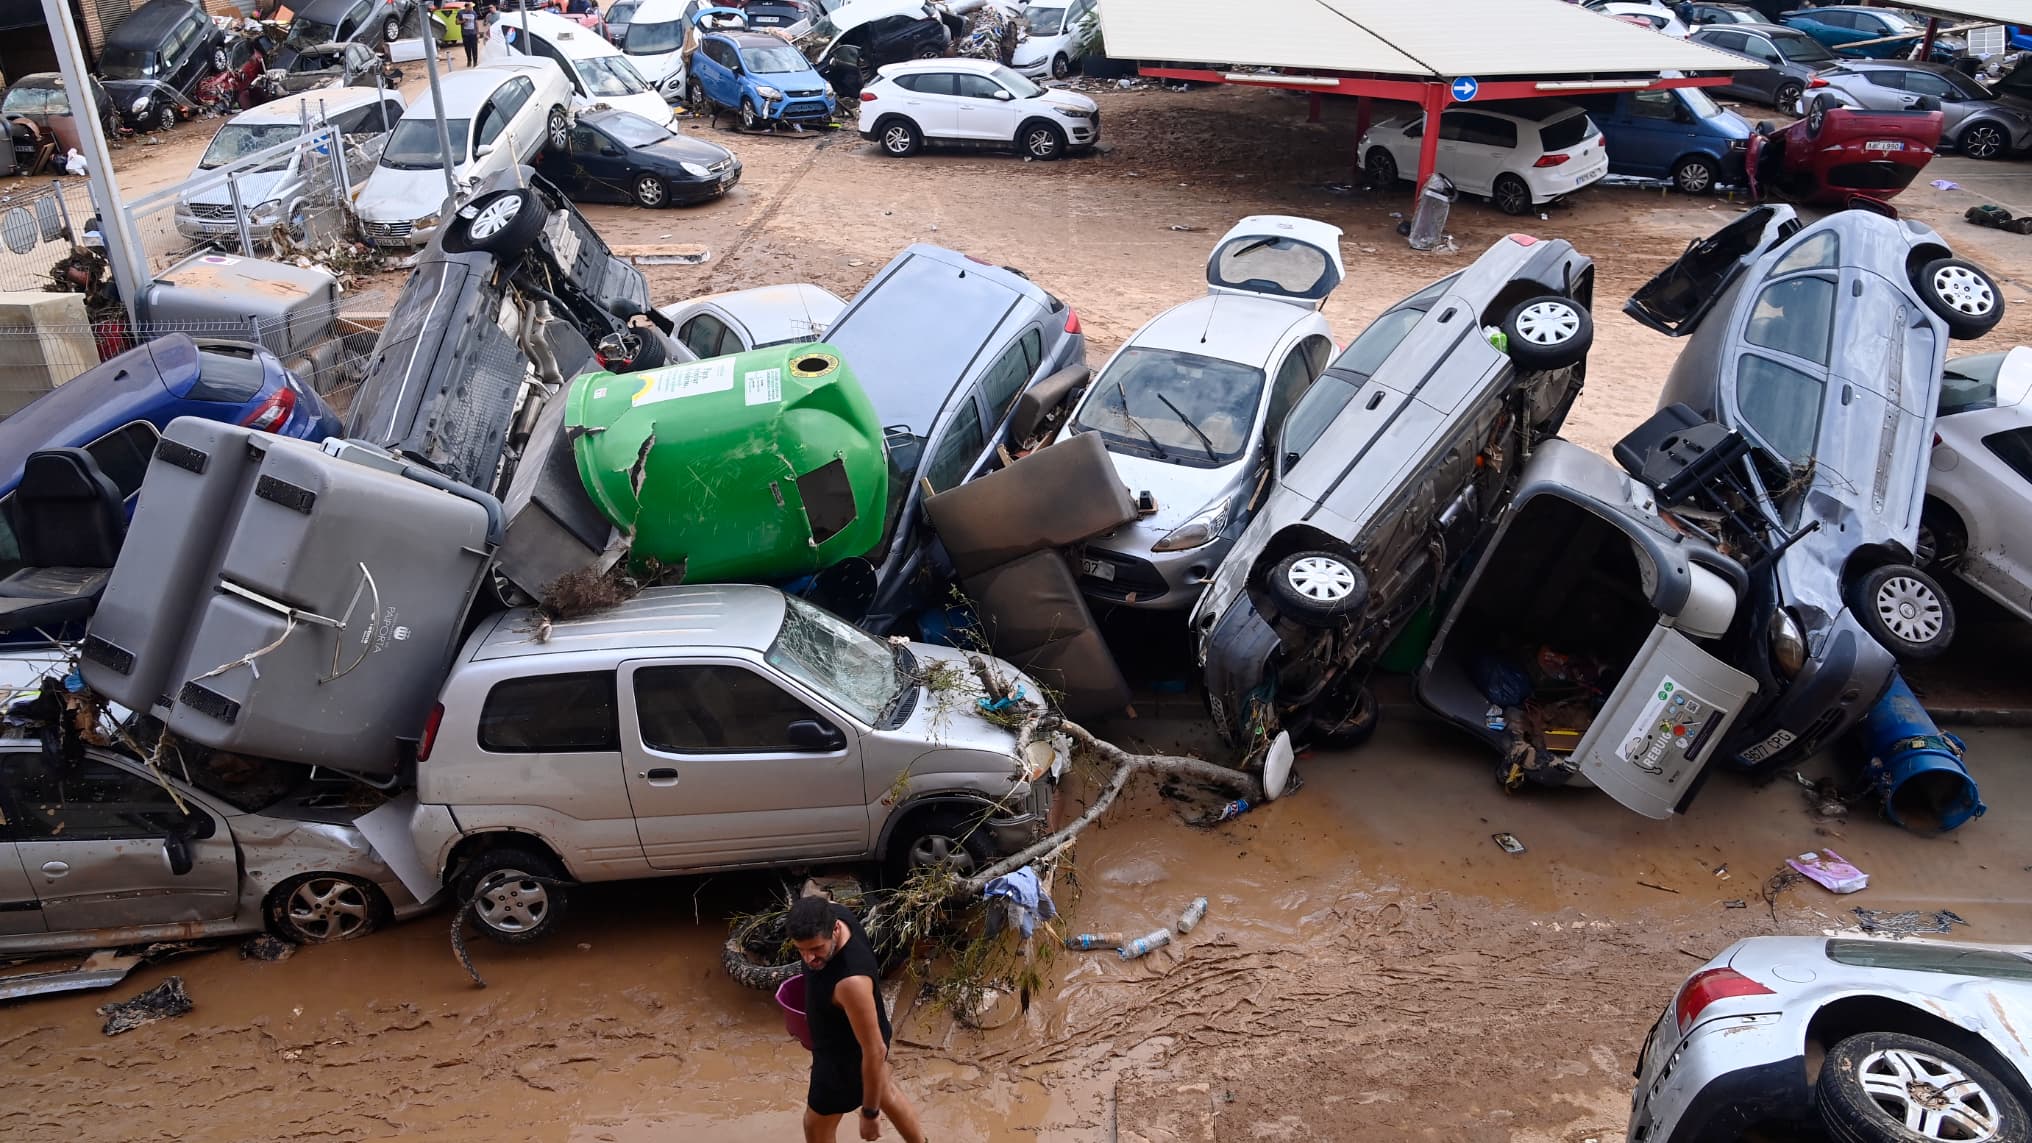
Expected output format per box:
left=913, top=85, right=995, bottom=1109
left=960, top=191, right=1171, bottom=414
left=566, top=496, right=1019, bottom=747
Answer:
left=1119, top=929, right=1172, bottom=960
left=1212, top=799, right=1251, bottom=823
left=1064, top=932, right=1125, bottom=951
left=1485, top=705, right=1507, bottom=732
left=1177, top=897, right=1208, bottom=934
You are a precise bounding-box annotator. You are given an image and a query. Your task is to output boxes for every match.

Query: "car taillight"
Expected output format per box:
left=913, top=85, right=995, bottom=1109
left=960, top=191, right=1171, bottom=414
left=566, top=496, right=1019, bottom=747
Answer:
left=1810, top=76, right=1829, bottom=88
left=417, top=702, right=445, bottom=762
left=1674, top=967, right=1775, bottom=1035
left=239, top=386, right=297, bottom=432
left=1534, top=152, right=1572, bottom=167
left=860, top=91, right=877, bottom=102
left=1064, top=308, right=1081, bottom=335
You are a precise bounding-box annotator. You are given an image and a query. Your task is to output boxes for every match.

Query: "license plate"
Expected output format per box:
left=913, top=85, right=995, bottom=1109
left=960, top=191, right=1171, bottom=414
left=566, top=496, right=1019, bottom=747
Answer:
left=1738, top=728, right=1797, bottom=764
left=1080, top=558, right=1115, bottom=582
left=1864, top=140, right=1905, bottom=152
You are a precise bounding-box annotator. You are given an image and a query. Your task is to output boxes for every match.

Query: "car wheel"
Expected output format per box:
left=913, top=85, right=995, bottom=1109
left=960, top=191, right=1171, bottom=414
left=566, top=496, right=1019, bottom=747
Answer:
left=1021, top=120, right=1065, bottom=160
left=633, top=173, right=666, bottom=207
left=456, top=846, right=568, bottom=945
left=722, top=911, right=802, bottom=991
left=879, top=117, right=921, bottom=157
left=1959, top=120, right=2007, bottom=161
left=1364, top=146, right=1399, bottom=189
left=1672, top=154, right=1718, bottom=195
left=1499, top=294, right=1594, bottom=371
left=887, top=807, right=996, bottom=886
left=915, top=44, right=942, bottom=59
left=546, top=105, right=568, bottom=152
left=686, top=79, right=708, bottom=113
left=1850, top=563, right=1956, bottom=662
left=440, top=187, right=545, bottom=257
left=1051, top=52, right=1070, bottom=79
left=739, top=99, right=761, bottom=131
left=1916, top=506, right=1967, bottom=572
left=384, top=12, right=403, bottom=41
left=1915, top=257, right=2005, bottom=340
left=266, top=873, right=384, bottom=943
left=1491, top=173, right=1532, bottom=216
left=1309, top=683, right=1379, bottom=751
left=1806, top=95, right=1832, bottom=137
left=1773, top=80, right=1804, bottom=115
left=1816, top=1031, right=2029, bottom=1143
left=1266, top=550, right=1369, bottom=628
left=155, top=103, right=177, bottom=131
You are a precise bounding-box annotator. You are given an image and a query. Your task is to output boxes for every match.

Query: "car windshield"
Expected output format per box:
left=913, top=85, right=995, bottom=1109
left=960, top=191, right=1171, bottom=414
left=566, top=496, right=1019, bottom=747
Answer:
left=199, top=123, right=303, bottom=169
left=380, top=116, right=471, bottom=167
left=1026, top=5, right=1065, bottom=34
left=765, top=594, right=903, bottom=726
left=1074, top=347, right=1266, bottom=467
left=624, top=18, right=683, bottom=53
left=990, top=65, right=1043, bottom=97
left=179, top=749, right=305, bottom=813
left=98, top=47, right=159, bottom=79
left=1680, top=86, right=1723, bottom=118
left=1939, top=353, right=2005, bottom=415
left=288, top=18, right=342, bottom=45
left=1, top=86, right=51, bottom=116
left=581, top=54, right=649, bottom=95
left=744, top=42, right=810, bottom=73
left=794, top=15, right=841, bottom=55
left=1772, top=30, right=1838, bottom=62
left=601, top=110, right=670, bottom=146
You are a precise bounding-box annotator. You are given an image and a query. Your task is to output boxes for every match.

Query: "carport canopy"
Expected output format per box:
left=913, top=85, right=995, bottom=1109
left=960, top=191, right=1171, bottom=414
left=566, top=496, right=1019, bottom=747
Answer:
left=1097, top=0, right=1767, bottom=190
left=1860, top=0, right=2032, bottom=57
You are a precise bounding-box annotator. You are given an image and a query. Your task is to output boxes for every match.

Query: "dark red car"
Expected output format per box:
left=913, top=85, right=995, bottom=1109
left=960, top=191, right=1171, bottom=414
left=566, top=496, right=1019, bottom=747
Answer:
left=196, top=36, right=269, bottom=114
left=1747, top=95, right=1942, bottom=208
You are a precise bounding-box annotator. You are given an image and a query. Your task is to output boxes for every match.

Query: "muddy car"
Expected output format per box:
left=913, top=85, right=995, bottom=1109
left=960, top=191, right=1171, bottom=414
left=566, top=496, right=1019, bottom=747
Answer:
left=1191, top=234, right=1596, bottom=756
left=1622, top=204, right=2002, bottom=770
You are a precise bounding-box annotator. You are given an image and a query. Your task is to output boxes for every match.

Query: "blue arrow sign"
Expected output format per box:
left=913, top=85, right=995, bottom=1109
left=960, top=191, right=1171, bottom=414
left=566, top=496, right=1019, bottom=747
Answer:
left=1451, top=76, right=1479, bottom=102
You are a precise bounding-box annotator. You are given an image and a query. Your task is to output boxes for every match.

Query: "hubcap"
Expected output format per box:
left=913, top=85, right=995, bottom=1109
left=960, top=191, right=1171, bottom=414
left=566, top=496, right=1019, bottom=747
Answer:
left=1968, top=126, right=2002, bottom=158
left=1029, top=130, right=1056, bottom=156
left=884, top=125, right=910, bottom=151
left=638, top=178, right=662, bottom=205
left=1932, top=265, right=1996, bottom=317
left=1287, top=556, right=1356, bottom=603
left=468, top=195, right=520, bottom=240
left=474, top=870, right=550, bottom=933
left=908, top=835, right=976, bottom=875
left=1876, top=574, right=1945, bottom=644
left=1678, top=164, right=1711, bottom=193
left=1854, top=1047, right=2001, bottom=1140
left=1515, top=300, right=1579, bottom=345
left=1778, top=85, right=1801, bottom=114
left=286, top=877, right=371, bottom=941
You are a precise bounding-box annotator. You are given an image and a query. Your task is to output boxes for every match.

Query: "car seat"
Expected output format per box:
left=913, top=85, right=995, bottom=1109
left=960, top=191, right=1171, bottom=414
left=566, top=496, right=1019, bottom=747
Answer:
left=0, top=448, right=128, bottom=633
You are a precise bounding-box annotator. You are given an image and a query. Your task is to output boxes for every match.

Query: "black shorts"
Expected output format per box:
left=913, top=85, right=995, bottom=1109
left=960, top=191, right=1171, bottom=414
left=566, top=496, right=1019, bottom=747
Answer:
left=807, top=1054, right=867, bottom=1116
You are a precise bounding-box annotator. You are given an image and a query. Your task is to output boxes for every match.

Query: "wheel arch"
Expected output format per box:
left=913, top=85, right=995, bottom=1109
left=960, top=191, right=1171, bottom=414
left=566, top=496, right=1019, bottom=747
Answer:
left=1248, top=524, right=1358, bottom=587
left=1840, top=541, right=1918, bottom=589
left=1016, top=115, right=1065, bottom=143
left=868, top=112, right=914, bottom=138
left=1903, top=240, right=1954, bottom=289
left=444, top=829, right=571, bottom=885
left=874, top=793, right=1002, bottom=861
left=1802, top=993, right=2032, bottom=1111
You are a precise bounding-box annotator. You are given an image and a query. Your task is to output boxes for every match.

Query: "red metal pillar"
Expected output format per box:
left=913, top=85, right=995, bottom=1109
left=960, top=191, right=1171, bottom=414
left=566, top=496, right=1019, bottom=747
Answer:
left=1415, top=83, right=1448, bottom=192
left=1353, top=95, right=1372, bottom=141
left=1920, top=16, right=1938, bottom=59
left=1308, top=92, right=1323, bottom=123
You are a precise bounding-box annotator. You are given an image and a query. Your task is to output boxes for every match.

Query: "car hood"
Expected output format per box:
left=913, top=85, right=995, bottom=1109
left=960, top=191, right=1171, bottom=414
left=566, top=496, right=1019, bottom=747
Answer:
left=1997, top=345, right=2032, bottom=409
left=645, top=133, right=734, bottom=165
left=581, top=90, right=675, bottom=125
left=1032, top=88, right=1096, bottom=114
left=101, top=76, right=187, bottom=107
left=881, top=642, right=1037, bottom=761
left=182, top=169, right=289, bottom=209
left=1091, top=443, right=1250, bottom=546
left=357, top=164, right=459, bottom=220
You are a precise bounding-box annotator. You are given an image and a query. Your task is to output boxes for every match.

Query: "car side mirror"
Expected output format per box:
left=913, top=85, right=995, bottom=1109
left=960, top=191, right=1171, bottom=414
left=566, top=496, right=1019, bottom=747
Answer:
left=475, top=142, right=495, bottom=158
left=786, top=718, right=846, bottom=752
left=163, top=831, right=194, bottom=876
left=992, top=89, right=1013, bottom=101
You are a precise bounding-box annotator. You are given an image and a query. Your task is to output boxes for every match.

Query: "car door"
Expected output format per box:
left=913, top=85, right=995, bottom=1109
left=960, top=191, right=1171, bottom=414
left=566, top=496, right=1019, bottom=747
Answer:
left=463, top=670, right=647, bottom=873
left=0, top=840, right=40, bottom=937
left=1452, top=111, right=1516, bottom=194
left=1967, top=427, right=2032, bottom=608
left=895, top=71, right=958, bottom=137
left=1615, top=89, right=1690, bottom=177
left=974, top=325, right=1043, bottom=466
left=1261, top=334, right=1334, bottom=455
left=951, top=70, right=1019, bottom=141
left=1849, top=68, right=1912, bottom=111
left=338, top=0, right=373, bottom=43
left=619, top=660, right=871, bottom=870
left=1731, top=32, right=1786, bottom=101
left=699, top=38, right=737, bottom=107
left=500, top=76, right=540, bottom=160
left=678, top=308, right=746, bottom=357
left=0, top=748, right=239, bottom=934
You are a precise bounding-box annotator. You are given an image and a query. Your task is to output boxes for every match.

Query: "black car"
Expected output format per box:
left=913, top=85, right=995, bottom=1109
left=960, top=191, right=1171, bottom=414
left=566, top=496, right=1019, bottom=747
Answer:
left=535, top=108, right=740, bottom=208
left=273, top=0, right=418, bottom=69
left=800, top=3, right=953, bottom=81
left=97, top=0, right=225, bottom=131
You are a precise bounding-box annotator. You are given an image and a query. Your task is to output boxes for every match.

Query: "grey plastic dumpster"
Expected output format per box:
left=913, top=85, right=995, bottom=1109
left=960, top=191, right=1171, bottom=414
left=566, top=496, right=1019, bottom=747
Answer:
left=1408, top=173, right=1456, bottom=252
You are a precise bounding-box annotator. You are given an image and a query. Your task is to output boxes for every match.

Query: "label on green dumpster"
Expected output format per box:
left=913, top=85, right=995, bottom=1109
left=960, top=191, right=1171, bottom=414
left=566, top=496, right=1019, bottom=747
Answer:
left=744, top=367, right=783, bottom=407
left=631, top=358, right=736, bottom=407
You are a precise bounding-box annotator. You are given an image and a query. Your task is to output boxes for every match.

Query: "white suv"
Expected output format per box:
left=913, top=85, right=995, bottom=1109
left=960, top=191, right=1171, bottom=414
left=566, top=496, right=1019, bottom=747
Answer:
left=859, top=57, right=1099, bottom=160
left=1361, top=99, right=1609, bottom=216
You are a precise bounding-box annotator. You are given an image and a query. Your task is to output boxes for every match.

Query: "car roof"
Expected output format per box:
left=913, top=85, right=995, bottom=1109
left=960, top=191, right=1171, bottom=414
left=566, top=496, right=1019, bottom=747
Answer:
left=405, top=66, right=528, bottom=114
left=1465, top=98, right=1585, bottom=124
left=1133, top=295, right=1316, bottom=364
left=108, top=0, right=201, bottom=41
left=228, top=86, right=396, bottom=124
left=0, top=333, right=203, bottom=492
left=723, top=30, right=799, bottom=48
left=471, top=585, right=790, bottom=661
left=668, top=283, right=845, bottom=340
left=881, top=57, right=1011, bottom=76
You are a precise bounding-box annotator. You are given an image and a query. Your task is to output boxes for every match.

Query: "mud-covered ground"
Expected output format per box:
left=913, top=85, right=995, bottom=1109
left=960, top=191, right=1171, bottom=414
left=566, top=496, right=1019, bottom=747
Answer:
left=3, top=79, right=2032, bottom=1142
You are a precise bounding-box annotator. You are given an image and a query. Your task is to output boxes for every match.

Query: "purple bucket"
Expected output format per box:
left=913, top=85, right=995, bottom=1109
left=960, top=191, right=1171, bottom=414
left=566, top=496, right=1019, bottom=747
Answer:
left=777, top=974, right=813, bottom=1050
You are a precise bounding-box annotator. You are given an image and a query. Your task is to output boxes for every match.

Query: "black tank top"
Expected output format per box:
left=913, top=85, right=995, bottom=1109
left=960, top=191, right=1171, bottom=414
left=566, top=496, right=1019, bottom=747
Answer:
left=804, top=904, right=892, bottom=1063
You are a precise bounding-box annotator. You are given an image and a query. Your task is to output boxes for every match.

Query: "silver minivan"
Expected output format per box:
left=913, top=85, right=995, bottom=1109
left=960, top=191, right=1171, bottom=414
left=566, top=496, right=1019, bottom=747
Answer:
left=409, top=584, right=1056, bottom=943
left=174, top=88, right=407, bottom=244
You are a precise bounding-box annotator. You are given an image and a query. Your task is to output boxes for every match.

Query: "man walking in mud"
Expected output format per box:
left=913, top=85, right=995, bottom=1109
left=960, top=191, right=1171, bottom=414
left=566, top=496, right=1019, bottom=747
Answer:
left=788, top=895, right=927, bottom=1142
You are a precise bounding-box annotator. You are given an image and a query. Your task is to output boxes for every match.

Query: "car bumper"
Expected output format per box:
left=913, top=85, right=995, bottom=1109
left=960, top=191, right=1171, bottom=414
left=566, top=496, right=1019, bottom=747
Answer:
left=671, top=165, right=741, bottom=203
left=1725, top=609, right=1892, bottom=769
left=1628, top=1012, right=1808, bottom=1143
left=1527, top=156, right=1609, bottom=203
left=1063, top=114, right=1099, bottom=147
left=1079, top=535, right=1230, bottom=610
left=360, top=217, right=439, bottom=248
left=1198, top=594, right=1284, bottom=744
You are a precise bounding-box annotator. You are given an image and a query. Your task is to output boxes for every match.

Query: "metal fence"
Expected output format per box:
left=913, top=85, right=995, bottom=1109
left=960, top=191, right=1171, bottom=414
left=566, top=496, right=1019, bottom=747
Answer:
left=0, top=180, right=97, bottom=295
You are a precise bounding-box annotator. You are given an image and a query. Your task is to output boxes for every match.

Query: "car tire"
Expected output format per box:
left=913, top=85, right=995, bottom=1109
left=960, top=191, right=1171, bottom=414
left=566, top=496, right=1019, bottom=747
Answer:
left=1915, top=257, right=2005, bottom=340
left=1806, top=94, right=1833, bottom=137
left=878, top=117, right=921, bottom=157
left=687, top=79, right=709, bottom=114
left=1364, top=146, right=1398, bottom=189
left=1916, top=505, right=1966, bottom=572
left=1773, top=80, right=1804, bottom=115
left=1491, top=173, right=1532, bottom=216
left=886, top=806, right=996, bottom=886
left=384, top=12, right=403, bottom=41
left=155, top=103, right=177, bottom=132
left=1020, top=120, right=1065, bottom=160
left=915, top=44, right=942, bottom=59
left=545, top=105, right=568, bottom=152
left=633, top=173, right=667, bottom=208
left=441, top=187, right=545, bottom=257
left=1309, top=683, right=1379, bottom=751
left=1959, top=120, right=2007, bottom=161
left=739, top=99, right=761, bottom=131
left=1850, top=563, right=1956, bottom=662
left=722, top=911, right=803, bottom=991
left=1051, top=52, right=1070, bottom=79
left=265, top=872, right=385, bottom=944
left=1266, top=550, right=1369, bottom=628
left=1672, top=154, right=1718, bottom=195
left=1816, top=1031, right=2030, bottom=1143
left=1499, top=294, right=1593, bottom=371
left=456, top=846, right=568, bottom=945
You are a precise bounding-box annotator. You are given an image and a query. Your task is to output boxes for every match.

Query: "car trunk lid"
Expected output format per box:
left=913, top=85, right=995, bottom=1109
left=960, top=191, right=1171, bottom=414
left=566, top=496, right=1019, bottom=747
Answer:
left=1205, top=216, right=1345, bottom=311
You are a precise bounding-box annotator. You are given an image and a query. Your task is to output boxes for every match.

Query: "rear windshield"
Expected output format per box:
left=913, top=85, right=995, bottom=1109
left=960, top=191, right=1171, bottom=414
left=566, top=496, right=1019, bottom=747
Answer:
left=188, top=346, right=271, bottom=403
left=1825, top=939, right=2032, bottom=981
left=288, top=18, right=342, bottom=46
left=1209, top=235, right=1337, bottom=301
left=0, top=86, right=52, bottom=116
left=1539, top=112, right=1597, bottom=153
left=602, top=110, right=670, bottom=146
left=1940, top=353, right=2005, bottom=415
left=623, top=18, right=683, bottom=54
left=1074, top=347, right=1265, bottom=468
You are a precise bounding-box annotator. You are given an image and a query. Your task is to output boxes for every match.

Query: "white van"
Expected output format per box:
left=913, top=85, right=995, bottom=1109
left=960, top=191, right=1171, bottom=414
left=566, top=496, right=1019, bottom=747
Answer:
left=507, top=9, right=678, bottom=128
left=174, top=88, right=407, bottom=244
left=618, top=0, right=723, bottom=101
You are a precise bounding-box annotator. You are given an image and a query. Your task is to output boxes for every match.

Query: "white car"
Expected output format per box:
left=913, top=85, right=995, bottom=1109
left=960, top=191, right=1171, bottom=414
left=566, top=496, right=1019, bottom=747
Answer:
left=657, top=282, right=847, bottom=357
left=1360, top=98, right=1609, bottom=216
left=1924, top=345, right=2032, bottom=625
left=619, top=0, right=721, bottom=103
left=1586, top=0, right=1691, bottom=35
left=1065, top=216, right=1342, bottom=611
left=1630, top=935, right=2032, bottom=1142
left=858, top=57, right=1098, bottom=160
left=1011, top=0, right=1093, bottom=79
left=354, top=58, right=574, bottom=248
left=506, top=10, right=678, bottom=129
left=175, top=87, right=406, bottom=244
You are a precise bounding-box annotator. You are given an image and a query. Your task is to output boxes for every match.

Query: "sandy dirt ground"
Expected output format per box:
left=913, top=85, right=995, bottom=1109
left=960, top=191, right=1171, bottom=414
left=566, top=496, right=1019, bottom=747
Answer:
left=2, top=79, right=2031, bottom=1142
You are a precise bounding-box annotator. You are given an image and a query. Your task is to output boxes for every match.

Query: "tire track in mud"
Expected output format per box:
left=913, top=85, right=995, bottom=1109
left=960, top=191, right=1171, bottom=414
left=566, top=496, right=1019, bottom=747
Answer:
left=698, top=129, right=850, bottom=292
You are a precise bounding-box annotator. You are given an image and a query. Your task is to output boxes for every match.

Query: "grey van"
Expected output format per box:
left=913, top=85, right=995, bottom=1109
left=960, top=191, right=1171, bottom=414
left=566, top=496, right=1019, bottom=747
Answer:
left=174, top=88, right=406, bottom=244
left=274, top=0, right=421, bottom=70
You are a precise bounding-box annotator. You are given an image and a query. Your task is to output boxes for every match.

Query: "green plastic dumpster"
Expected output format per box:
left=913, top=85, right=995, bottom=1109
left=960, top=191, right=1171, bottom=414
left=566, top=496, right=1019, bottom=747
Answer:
left=567, top=344, right=889, bottom=583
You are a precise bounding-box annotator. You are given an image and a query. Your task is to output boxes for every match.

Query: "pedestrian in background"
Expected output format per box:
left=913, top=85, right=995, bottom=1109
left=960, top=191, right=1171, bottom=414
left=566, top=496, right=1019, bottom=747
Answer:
left=459, top=3, right=481, bottom=67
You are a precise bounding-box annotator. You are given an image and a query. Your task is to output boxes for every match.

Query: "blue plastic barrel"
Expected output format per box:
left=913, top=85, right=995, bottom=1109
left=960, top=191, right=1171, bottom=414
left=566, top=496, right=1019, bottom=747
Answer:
left=1853, top=673, right=1986, bottom=834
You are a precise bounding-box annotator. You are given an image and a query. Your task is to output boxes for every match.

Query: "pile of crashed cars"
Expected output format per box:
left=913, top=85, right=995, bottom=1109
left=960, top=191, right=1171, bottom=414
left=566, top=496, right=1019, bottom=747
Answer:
left=0, top=159, right=2020, bottom=990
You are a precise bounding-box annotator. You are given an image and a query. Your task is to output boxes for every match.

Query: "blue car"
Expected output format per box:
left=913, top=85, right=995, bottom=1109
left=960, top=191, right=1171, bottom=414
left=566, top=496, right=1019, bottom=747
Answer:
left=1780, top=6, right=1961, bottom=61
left=1580, top=86, right=1751, bottom=195
left=0, top=333, right=341, bottom=572
left=687, top=24, right=837, bottom=130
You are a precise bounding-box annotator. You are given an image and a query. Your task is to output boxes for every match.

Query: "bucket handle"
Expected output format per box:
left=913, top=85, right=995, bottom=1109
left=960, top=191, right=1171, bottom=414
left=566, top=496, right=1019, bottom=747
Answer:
left=323, top=564, right=382, bottom=684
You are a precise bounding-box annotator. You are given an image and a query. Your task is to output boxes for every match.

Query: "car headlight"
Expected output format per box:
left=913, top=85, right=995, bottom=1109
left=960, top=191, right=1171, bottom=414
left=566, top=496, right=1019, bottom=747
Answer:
left=131, top=95, right=152, bottom=114
left=1057, top=106, right=1095, bottom=120
left=679, top=161, right=710, bottom=178
left=756, top=85, right=783, bottom=101
left=251, top=198, right=283, bottom=222
left=1151, top=497, right=1231, bottom=553
left=414, top=212, right=440, bottom=230
left=1728, top=138, right=1748, bottom=151
left=1769, top=608, right=1807, bottom=680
